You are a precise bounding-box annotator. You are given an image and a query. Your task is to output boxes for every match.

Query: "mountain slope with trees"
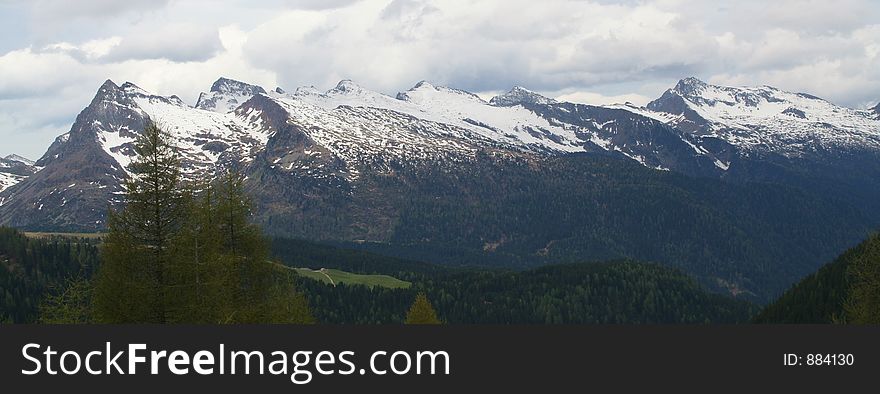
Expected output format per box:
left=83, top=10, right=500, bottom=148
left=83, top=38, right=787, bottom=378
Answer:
left=290, top=258, right=758, bottom=324
left=755, top=234, right=880, bottom=324
left=0, top=228, right=98, bottom=323
left=270, top=239, right=758, bottom=324
left=286, top=152, right=871, bottom=302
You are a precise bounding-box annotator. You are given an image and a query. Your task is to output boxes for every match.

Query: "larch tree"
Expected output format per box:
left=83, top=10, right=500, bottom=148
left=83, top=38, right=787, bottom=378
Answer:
left=93, top=122, right=184, bottom=323
left=405, top=292, right=441, bottom=324
left=85, top=122, right=314, bottom=324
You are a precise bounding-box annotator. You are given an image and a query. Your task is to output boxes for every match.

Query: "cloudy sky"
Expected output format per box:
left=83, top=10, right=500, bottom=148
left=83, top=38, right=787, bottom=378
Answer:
left=1, top=0, right=879, bottom=158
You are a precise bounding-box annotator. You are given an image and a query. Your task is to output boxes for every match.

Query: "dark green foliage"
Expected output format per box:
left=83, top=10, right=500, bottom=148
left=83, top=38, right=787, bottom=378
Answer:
left=271, top=237, right=450, bottom=276
left=845, top=234, right=880, bottom=324
left=39, top=276, right=92, bottom=324
left=755, top=234, right=880, bottom=324
left=93, top=123, right=312, bottom=324
left=268, top=153, right=871, bottom=303
left=166, top=184, right=231, bottom=323
left=276, top=238, right=757, bottom=324
left=0, top=228, right=98, bottom=323
left=93, top=172, right=314, bottom=324
left=94, top=122, right=184, bottom=323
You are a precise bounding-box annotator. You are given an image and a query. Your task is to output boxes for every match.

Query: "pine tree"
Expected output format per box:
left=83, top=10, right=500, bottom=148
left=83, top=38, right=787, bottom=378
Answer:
left=93, top=122, right=184, bottom=323
left=212, top=172, right=314, bottom=323
left=263, top=268, right=316, bottom=324
left=405, top=292, right=441, bottom=324
left=82, top=122, right=314, bottom=324
left=846, top=234, right=880, bottom=324
left=166, top=184, right=233, bottom=323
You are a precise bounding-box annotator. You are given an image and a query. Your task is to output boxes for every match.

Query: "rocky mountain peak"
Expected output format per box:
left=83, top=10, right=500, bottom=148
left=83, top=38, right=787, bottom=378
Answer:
left=0, top=154, right=38, bottom=194
left=92, top=79, right=126, bottom=103
left=197, top=77, right=267, bottom=113
left=294, top=86, right=321, bottom=96
left=672, top=77, right=709, bottom=97
left=396, top=80, right=485, bottom=103
left=328, top=79, right=369, bottom=95
left=98, top=79, right=119, bottom=90
left=3, top=154, right=35, bottom=166
left=490, top=86, right=557, bottom=107
left=120, top=81, right=146, bottom=93
left=210, top=77, right=267, bottom=96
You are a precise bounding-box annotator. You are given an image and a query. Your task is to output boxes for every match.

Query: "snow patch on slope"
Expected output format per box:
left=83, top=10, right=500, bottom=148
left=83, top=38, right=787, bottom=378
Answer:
left=645, top=78, right=880, bottom=153
left=195, top=77, right=268, bottom=114
left=91, top=81, right=273, bottom=178
left=0, top=172, right=27, bottom=194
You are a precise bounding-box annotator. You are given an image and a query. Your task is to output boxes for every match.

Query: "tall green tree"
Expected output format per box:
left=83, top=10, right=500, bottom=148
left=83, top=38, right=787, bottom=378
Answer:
left=85, top=123, right=313, bottom=324
left=405, top=292, right=440, bottom=324
left=213, top=172, right=313, bottom=323
left=166, top=184, right=233, bottom=323
left=93, top=122, right=184, bottom=323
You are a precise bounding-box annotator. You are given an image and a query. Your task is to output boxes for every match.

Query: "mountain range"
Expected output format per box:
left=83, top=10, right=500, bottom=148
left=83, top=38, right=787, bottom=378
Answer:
left=1, top=76, right=878, bottom=301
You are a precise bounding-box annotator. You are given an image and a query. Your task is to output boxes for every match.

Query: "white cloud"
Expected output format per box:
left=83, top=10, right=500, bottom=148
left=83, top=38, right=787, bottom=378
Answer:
left=1, top=0, right=879, bottom=158
left=282, top=0, right=365, bottom=10
left=0, top=48, right=100, bottom=99
left=30, top=0, right=170, bottom=21
left=41, top=37, right=122, bottom=61
left=103, top=24, right=223, bottom=63
left=556, top=91, right=653, bottom=107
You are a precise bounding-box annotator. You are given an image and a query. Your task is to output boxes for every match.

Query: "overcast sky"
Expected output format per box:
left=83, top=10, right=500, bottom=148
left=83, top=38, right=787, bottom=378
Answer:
left=1, top=0, right=879, bottom=158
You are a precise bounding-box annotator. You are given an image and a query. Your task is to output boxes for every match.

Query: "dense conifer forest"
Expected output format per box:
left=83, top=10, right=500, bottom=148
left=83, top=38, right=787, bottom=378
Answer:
left=4, top=225, right=878, bottom=325
left=755, top=234, right=880, bottom=324
left=0, top=228, right=98, bottom=323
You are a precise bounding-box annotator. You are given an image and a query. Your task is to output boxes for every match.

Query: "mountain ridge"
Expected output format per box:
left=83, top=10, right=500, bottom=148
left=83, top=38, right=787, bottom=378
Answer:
left=1, top=75, right=878, bottom=301
left=3, top=75, right=879, bottom=228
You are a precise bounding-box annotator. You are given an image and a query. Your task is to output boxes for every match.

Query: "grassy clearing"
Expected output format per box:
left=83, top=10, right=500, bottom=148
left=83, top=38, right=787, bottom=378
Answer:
left=23, top=232, right=105, bottom=240
left=292, top=267, right=411, bottom=289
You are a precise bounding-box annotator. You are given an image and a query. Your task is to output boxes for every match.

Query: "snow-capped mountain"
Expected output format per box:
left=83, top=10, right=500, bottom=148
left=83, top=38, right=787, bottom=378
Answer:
left=195, top=77, right=268, bottom=114
left=2, top=75, right=879, bottom=301
left=643, top=77, right=880, bottom=155
left=0, top=155, right=37, bottom=195
left=267, top=79, right=723, bottom=173
left=2, top=76, right=879, bottom=231
left=490, top=86, right=558, bottom=107
left=3, top=154, right=35, bottom=166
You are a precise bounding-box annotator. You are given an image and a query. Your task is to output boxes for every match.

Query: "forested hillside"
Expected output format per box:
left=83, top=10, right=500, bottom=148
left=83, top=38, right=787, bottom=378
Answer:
left=1, top=230, right=758, bottom=324
left=295, top=153, right=870, bottom=303
left=272, top=239, right=758, bottom=324
left=0, top=228, right=98, bottom=322
left=755, top=234, right=880, bottom=324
